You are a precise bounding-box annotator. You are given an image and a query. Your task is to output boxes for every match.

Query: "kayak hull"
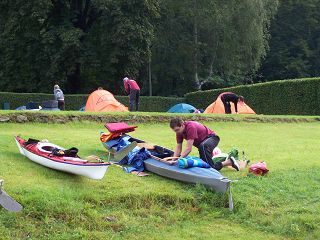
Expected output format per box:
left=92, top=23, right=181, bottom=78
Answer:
left=144, top=158, right=230, bottom=192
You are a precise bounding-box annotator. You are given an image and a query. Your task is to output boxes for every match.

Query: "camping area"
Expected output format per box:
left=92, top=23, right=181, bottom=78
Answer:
left=1, top=1, right=320, bottom=240
left=0, top=113, right=319, bottom=239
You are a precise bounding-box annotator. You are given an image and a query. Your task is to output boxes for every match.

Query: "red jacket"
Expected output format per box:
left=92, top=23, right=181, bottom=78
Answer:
left=123, top=79, right=140, bottom=94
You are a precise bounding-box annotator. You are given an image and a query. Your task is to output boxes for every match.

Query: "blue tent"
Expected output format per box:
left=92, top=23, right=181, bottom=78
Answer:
left=167, top=103, right=197, bottom=113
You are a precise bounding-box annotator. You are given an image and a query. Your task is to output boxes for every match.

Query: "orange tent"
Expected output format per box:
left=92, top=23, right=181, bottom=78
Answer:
left=204, top=92, right=256, bottom=114
left=85, top=90, right=128, bottom=112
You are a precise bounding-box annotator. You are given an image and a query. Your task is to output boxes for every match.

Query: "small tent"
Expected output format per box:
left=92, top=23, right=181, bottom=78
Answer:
left=79, top=105, right=85, bottom=111
left=85, top=90, right=128, bottom=112
left=204, top=92, right=256, bottom=114
left=167, top=103, right=197, bottom=113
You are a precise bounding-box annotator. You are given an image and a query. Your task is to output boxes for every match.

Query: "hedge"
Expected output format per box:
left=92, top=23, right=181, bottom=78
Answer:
left=2, top=77, right=320, bottom=115
left=0, top=92, right=184, bottom=112
left=185, top=77, right=320, bottom=115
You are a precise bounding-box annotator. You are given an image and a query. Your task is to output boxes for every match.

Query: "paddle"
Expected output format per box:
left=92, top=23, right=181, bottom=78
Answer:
left=0, top=180, right=23, bottom=212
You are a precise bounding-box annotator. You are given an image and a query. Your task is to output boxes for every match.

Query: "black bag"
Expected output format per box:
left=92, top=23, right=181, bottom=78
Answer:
left=64, top=147, right=78, bottom=157
left=24, top=138, right=40, bottom=146
left=52, top=147, right=78, bottom=157
left=52, top=148, right=65, bottom=157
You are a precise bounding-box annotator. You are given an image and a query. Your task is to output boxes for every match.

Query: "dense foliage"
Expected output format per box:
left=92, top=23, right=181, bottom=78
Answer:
left=1, top=0, right=318, bottom=97
left=185, top=77, right=320, bottom=115
left=0, top=0, right=279, bottom=96
left=258, top=0, right=320, bottom=81
left=0, top=0, right=159, bottom=94
left=151, top=0, right=279, bottom=96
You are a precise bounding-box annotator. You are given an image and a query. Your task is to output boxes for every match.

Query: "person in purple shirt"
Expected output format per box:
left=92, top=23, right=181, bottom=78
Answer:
left=170, top=118, right=239, bottom=171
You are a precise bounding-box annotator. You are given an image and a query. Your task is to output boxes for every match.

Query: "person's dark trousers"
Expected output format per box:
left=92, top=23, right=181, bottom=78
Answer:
left=129, top=90, right=140, bottom=111
left=198, top=135, right=223, bottom=170
left=135, top=90, right=140, bottom=111
left=58, top=100, right=65, bottom=110
left=221, top=96, right=231, bottom=114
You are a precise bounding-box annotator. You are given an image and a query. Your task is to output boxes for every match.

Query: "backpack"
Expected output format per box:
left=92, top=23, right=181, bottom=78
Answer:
left=249, top=161, right=269, bottom=176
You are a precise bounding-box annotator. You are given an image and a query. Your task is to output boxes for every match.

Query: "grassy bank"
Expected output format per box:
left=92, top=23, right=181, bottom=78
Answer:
left=0, top=121, right=319, bottom=239
left=0, top=110, right=319, bottom=124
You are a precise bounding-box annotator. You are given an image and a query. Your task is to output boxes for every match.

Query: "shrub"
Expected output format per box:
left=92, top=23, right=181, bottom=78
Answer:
left=0, top=92, right=184, bottom=112
left=185, top=77, right=320, bottom=115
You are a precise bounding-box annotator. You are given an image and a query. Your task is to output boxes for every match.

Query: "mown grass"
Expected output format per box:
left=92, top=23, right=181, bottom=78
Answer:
left=1, top=109, right=319, bottom=120
left=0, top=121, right=319, bottom=240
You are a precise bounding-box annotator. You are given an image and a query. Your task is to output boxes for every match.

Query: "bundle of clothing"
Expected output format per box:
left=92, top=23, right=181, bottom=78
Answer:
left=112, top=136, right=151, bottom=173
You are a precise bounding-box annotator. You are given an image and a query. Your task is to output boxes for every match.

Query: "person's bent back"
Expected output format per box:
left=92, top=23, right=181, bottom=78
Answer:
left=220, top=92, right=244, bottom=114
left=123, top=77, right=140, bottom=111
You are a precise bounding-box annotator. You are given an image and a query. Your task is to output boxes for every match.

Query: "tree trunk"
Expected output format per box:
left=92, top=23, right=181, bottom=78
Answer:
left=193, top=0, right=200, bottom=89
left=148, top=54, right=152, bottom=96
left=208, top=60, right=214, bottom=78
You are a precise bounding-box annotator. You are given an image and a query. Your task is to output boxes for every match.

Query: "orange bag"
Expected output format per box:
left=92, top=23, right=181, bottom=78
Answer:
left=100, top=132, right=121, bottom=142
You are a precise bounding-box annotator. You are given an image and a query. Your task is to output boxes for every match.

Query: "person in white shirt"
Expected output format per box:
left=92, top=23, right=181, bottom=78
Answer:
left=53, top=85, right=65, bottom=110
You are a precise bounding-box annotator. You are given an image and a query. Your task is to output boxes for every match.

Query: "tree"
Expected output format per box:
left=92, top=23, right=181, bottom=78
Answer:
left=258, top=0, right=320, bottom=81
left=0, top=0, right=159, bottom=93
left=150, top=0, right=279, bottom=95
left=0, top=0, right=52, bottom=92
left=0, top=0, right=280, bottom=95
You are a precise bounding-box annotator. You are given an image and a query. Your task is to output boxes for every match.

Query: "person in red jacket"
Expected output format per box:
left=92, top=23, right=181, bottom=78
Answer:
left=123, top=77, right=140, bottom=111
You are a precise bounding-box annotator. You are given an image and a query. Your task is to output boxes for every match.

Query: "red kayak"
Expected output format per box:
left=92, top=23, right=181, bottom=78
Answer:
left=15, top=136, right=110, bottom=180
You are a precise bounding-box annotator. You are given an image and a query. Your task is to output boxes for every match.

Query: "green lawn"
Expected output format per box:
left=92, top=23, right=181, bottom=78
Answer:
left=0, top=121, right=319, bottom=240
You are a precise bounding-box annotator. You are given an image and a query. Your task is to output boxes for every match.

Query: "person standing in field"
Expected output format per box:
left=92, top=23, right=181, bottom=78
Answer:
left=123, top=77, right=140, bottom=111
left=220, top=92, right=244, bottom=114
left=170, top=118, right=240, bottom=171
left=53, top=84, right=65, bottom=110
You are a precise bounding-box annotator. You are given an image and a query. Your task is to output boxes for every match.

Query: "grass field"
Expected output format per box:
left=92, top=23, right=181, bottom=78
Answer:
left=0, top=121, right=319, bottom=240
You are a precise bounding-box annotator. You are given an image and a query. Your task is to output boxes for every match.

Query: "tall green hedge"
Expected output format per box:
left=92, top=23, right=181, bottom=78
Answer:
left=2, top=77, right=320, bottom=115
left=115, top=96, right=185, bottom=112
left=0, top=92, right=184, bottom=112
left=185, top=77, right=320, bottom=115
